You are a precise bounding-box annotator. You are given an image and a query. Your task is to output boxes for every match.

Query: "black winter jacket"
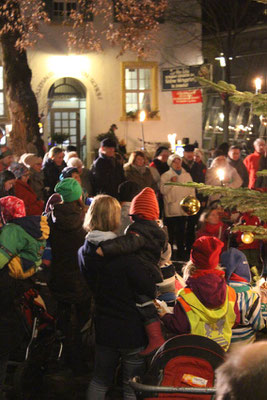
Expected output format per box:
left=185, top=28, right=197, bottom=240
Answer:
left=99, top=219, right=167, bottom=283
left=90, top=153, right=125, bottom=199
left=78, top=240, right=156, bottom=348
left=43, top=158, right=66, bottom=199
left=48, top=201, right=90, bottom=304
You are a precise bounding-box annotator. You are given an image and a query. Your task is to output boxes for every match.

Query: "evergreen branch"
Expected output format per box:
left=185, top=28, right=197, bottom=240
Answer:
left=257, top=170, right=267, bottom=176
left=196, top=77, right=267, bottom=117
left=165, top=182, right=267, bottom=221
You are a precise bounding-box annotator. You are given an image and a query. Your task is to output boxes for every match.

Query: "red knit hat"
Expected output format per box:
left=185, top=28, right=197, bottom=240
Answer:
left=130, top=187, right=159, bottom=220
left=190, top=236, right=224, bottom=270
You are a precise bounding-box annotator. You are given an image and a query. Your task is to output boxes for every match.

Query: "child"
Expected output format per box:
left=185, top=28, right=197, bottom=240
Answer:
left=157, top=243, right=184, bottom=307
left=196, top=207, right=228, bottom=249
left=220, top=248, right=265, bottom=348
left=98, top=187, right=167, bottom=355
left=0, top=196, right=49, bottom=279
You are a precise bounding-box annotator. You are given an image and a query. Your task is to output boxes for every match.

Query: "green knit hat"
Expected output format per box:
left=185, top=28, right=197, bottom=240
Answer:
left=54, top=178, right=82, bottom=202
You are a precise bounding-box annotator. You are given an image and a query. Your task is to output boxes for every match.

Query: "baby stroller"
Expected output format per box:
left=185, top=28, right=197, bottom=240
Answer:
left=130, top=334, right=225, bottom=400
left=9, top=288, right=63, bottom=400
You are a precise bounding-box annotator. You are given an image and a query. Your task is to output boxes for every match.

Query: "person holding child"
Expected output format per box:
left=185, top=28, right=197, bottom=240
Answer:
left=97, top=187, right=167, bottom=356
left=78, top=194, right=156, bottom=400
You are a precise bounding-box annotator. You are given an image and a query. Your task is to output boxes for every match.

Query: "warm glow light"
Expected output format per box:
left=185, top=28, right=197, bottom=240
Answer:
left=255, top=77, right=262, bottom=93
left=47, top=55, right=91, bottom=76
left=139, top=110, right=146, bottom=122
left=217, top=168, right=225, bottom=182
left=168, top=133, right=177, bottom=152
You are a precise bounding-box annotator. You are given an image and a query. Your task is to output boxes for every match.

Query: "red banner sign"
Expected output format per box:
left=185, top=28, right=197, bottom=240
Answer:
left=172, top=89, right=203, bottom=104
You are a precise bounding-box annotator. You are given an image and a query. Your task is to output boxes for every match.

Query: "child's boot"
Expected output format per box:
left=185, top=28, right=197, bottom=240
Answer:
left=139, top=320, right=165, bottom=356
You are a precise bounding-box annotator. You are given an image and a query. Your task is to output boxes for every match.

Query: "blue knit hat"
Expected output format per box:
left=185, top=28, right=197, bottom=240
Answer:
left=220, top=248, right=251, bottom=283
left=54, top=178, right=82, bottom=203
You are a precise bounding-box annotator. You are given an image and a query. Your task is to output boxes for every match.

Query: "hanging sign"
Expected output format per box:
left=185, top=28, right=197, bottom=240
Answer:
left=172, top=89, right=203, bottom=104
left=162, top=64, right=212, bottom=91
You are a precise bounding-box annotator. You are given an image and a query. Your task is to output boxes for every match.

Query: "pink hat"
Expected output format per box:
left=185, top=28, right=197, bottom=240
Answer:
left=0, top=196, right=26, bottom=222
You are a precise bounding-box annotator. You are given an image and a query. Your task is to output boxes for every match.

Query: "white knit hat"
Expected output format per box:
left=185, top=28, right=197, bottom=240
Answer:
left=167, top=153, right=182, bottom=167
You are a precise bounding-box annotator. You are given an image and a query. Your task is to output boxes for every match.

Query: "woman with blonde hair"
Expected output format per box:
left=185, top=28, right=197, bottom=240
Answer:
left=124, top=150, right=157, bottom=191
left=78, top=194, right=156, bottom=400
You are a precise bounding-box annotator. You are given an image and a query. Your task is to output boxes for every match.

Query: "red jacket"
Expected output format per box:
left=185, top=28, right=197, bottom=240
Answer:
left=243, top=151, right=262, bottom=189
left=14, top=179, right=44, bottom=216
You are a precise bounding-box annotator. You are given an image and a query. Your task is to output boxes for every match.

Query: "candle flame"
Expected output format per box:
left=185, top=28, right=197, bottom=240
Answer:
left=217, top=168, right=225, bottom=181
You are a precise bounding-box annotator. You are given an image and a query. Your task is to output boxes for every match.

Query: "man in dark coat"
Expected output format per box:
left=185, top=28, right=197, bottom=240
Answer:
left=227, top=145, right=249, bottom=187
left=90, top=138, right=125, bottom=199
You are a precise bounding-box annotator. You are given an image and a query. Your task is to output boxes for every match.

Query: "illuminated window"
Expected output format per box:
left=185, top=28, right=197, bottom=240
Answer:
left=0, top=66, right=4, bottom=116
left=52, top=0, right=77, bottom=20
left=121, top=61, right=159, bottom=119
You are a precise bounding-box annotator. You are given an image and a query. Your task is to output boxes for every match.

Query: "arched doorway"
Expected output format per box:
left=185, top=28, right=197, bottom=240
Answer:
left=48, top=77, right=86, bottom=160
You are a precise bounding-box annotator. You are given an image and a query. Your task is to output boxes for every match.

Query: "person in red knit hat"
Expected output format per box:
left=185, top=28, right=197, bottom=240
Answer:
left=156, top=236, right=240, bottom=351
left=98, top=187, right=167, bottom=355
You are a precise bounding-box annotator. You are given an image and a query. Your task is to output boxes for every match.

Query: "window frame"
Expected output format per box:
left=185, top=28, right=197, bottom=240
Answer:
left=121, top=61, right=159, bottom=121
left=51, top=0, right=93, bottom=22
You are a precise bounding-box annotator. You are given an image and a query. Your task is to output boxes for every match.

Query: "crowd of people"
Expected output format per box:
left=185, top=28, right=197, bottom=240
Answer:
left=0, top=136, right=266, bottom=400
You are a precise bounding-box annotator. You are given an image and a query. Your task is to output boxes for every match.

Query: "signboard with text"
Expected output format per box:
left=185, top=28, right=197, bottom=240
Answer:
left=172, top=89, right=203, bottom=104
left=161, top=64, right=212, bottom=91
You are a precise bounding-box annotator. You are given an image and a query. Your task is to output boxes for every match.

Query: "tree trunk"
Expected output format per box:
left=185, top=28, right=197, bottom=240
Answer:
left=0, top=32, right=44, bottom=157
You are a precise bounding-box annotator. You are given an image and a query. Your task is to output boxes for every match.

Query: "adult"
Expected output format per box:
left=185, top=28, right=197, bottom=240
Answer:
left=67, top=156, right=93, bottom=197
left=0, top=146, right=13, bottom=172
left=205, top=155, right=243, bottom=188
left=0, top=170, right=15, bottom=198
left=78, top=195, right=155, bottom=399
left=243, top=138, right=265, bottom=189
left=48, top=178, right=90, bottom=375
left=215, top=341, right=267, bottom=400
left=156, top=236, right=239, bottom=352
left=160, top=154, right=194, bottom=258
left=181, top=143, right=195, bottom=176
left=255, top=143, right=267, bottom=191
left=90, top=138, right=125, bottom=199
left=9, top=162, right=44, bottom=216
left=227, top=145, right=249, bottom=187
left=124, top=151, right=157, bottom=191
left=191, top=148, right=207, bottom=184
left=22, top=153, right=45, bottom=200
left=149, top=146, right=170, bottom=188
left=42, top=146, right=66, bottom=199
left=117, top=180, right=141, bottom=236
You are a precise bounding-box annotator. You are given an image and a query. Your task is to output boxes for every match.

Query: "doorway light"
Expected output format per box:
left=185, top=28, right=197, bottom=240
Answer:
left=47, top=55, right=91, bottom=77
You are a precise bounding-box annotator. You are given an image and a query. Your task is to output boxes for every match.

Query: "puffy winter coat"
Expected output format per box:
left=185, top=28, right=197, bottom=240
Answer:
left=160, top=168, right=194, bottom=217
left=48, top=201, right=90, bottom=304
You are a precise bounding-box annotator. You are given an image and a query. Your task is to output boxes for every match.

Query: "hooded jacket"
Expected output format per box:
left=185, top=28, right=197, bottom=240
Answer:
left=0, top=215, right=49, bottom=310
left=220, top=248, right=265, bottom=345
left=48, top=201, right=90, bottom=304
left=78, top=231, right=156, bottom=348
left=162, top=271, right=240, bottom=350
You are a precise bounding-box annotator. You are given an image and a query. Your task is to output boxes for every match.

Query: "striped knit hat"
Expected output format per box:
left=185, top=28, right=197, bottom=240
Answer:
left=129, top=187, right=159, bottom=220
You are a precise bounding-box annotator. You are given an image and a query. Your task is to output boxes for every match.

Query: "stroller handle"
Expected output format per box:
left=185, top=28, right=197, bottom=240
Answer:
left=130, top=377, right=216, bottom=395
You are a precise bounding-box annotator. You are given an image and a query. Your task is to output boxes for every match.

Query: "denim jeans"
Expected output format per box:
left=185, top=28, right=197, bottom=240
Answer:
left=87, top=344, right=145, bottom=400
